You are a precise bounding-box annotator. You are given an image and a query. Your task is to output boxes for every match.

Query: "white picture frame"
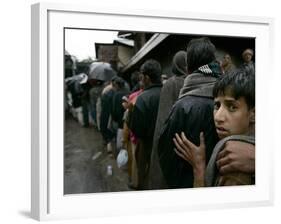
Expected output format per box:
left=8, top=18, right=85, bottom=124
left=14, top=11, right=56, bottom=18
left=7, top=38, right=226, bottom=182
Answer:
left=31, top=2, right=274, bottom=221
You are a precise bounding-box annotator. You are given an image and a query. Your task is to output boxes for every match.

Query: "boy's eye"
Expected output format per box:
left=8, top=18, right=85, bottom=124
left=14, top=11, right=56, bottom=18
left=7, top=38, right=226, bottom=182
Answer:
left=228, top=104, right=237, bottom=112
left=214, top=101, right=220, bottom=110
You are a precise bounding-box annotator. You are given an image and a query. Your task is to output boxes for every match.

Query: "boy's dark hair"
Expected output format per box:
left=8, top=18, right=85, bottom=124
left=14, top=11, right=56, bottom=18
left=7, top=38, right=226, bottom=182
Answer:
left=140, top=59, right=162, bottom=83
left=213, top=68, right=255, bottom=109
left=186, top=37, right=216, bottom=73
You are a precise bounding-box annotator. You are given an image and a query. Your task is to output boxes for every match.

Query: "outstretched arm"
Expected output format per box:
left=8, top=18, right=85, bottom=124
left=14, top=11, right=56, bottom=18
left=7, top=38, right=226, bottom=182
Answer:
left=216, top=141, right=255, bottom=175
left=173, top=132, right=206, bottom=187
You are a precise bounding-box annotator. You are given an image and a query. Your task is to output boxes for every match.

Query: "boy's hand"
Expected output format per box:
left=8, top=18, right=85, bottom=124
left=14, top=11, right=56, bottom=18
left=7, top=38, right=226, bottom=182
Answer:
left=173, top=132, right=206, bottom=172
left=216, top=141, right=255, bottom=174
left=173, top=132, right=206, bottom=187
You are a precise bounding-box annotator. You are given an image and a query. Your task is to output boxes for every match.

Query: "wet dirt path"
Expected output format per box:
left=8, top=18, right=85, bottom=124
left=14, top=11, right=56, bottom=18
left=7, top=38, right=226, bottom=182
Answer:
left=64, top=115, right=131, bottom=194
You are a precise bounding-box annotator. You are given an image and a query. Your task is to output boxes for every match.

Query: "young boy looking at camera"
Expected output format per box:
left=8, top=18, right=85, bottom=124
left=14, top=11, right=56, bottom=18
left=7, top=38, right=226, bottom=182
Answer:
left=174, top=69, right=255, bottom=187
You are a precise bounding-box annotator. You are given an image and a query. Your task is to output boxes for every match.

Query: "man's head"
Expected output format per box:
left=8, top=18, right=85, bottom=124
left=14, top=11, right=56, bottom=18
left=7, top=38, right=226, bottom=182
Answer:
left=140, top=59, right=162, bottom=88
left=130, top=70, right=140, bottom=88
left=186, top=37, right=216, bottom=73
left=222, top=53, right=232, bottom=67
left=242, top=48, right=254, bottom=64
left=212, top=69, right=255, bottom=139
left=172, top=50, right=187, bottom=77
left=112, top=76, right=125, bottom=90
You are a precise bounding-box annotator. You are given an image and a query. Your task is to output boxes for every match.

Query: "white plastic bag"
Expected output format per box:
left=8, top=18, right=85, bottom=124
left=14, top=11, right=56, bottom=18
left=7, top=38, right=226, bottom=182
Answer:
left=117, top=149, right=128, bottom=168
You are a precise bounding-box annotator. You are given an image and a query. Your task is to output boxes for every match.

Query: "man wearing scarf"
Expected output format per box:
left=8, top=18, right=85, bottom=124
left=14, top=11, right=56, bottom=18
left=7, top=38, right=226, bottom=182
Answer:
left=158, top=37, right=221, bottom=188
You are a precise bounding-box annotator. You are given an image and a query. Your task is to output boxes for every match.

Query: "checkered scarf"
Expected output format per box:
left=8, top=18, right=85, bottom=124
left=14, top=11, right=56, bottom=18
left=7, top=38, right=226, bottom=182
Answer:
left=195, top=61, right=222, bottom=78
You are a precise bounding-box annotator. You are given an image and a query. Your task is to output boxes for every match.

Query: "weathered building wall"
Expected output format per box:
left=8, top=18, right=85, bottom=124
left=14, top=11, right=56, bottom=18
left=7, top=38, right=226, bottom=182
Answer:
left=117, top=45, right=135, bottom=69
left=96, top=44, right=118, bottom=70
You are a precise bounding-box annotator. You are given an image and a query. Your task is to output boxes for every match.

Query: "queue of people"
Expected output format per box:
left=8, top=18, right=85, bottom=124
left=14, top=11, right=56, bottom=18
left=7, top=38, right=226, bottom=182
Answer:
left=66, top=37, right=255, bottom=191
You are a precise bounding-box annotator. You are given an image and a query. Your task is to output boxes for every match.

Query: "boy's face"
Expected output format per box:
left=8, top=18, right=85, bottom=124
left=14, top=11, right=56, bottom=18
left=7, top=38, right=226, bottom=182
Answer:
left=214, top=92, right=255, bottom=139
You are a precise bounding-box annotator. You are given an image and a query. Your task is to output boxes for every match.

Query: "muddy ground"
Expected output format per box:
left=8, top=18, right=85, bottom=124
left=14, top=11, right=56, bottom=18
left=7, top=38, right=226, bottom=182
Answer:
left=64, top=115, right=131, bottom=195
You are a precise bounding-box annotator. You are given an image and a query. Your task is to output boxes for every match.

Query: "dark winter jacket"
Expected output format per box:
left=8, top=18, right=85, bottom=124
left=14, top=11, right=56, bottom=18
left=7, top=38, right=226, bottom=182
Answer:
left=111, top=89, right=129, bottom=129
left=130, top=84, right=162, bottom=141
left=129, top=83, right=162, bottom=189
left=158, top=65, right=221, bottom=188
left=100, top=88, right=115, bottom=143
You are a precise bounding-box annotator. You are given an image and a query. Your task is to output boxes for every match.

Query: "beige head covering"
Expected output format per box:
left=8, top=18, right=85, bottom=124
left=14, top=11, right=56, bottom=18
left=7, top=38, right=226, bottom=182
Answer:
left=242, top=48, right=254, bottom=57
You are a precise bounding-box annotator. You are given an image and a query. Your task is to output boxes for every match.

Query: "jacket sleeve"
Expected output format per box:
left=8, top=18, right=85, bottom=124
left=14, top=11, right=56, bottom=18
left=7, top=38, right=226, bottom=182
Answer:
left=129, top=97, right=147, bottom=139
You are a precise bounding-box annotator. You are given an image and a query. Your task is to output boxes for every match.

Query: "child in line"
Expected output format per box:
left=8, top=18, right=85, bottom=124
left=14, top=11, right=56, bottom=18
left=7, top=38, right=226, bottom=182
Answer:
left=173, top=69, right=255, bottom=187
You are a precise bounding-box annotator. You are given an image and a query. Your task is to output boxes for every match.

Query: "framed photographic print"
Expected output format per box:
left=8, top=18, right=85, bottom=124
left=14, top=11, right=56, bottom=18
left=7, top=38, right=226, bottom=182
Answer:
left=31, top=2, right=274, bottom=221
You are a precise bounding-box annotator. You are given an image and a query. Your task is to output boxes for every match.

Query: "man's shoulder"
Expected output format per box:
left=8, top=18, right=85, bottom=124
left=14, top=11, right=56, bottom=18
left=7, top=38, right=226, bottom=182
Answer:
left=175, top=95, right=213, bottom=108
left=167, top=96, right=213, bottom=120
left=134, top=92, right=147, bottom=109
left=140, top=85, right=161, bottom=98
left=163, top=75, right=184, bottom=89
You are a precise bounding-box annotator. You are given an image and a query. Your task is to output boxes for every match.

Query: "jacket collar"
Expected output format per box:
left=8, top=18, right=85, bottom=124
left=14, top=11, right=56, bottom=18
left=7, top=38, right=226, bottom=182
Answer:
left=144, top=83, right=162, bottom=91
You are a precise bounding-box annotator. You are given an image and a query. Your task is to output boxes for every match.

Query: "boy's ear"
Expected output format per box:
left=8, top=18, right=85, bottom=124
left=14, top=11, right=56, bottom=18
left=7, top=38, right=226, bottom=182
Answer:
left=250, top=108, right=255, bottom=123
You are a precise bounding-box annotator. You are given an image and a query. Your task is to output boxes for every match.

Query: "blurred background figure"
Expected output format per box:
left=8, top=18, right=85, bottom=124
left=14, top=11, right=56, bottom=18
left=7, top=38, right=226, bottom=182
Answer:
left=130, top=70, right=142, bottom=92
left=88, top=79, right=104, bottom=129
left=241, top=48, right=255, bottom=74
left=161, top=74, right=168, bottom=84
left=65, top=73, right=91, bottom=127
left=124, top=83, right=144, bottom=189
left=129, top=59, right=162, bottom=190
left=100, top=76, right=117, bottom=152
left=111, top=77, right=130, bottom=155
left=148, top=50, right=187, bottom=189
left=88, top=62, right=117, bottom=129
left=221, top=53, right=236, bottom=75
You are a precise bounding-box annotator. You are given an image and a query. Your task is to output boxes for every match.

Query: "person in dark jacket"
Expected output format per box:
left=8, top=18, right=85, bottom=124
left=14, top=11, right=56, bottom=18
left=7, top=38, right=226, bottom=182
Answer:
left=88, top=79, right=104, bottom=128
left=100, top=76, right=117, bottom=148
left=111, top=77, right=130, bottom=129
left=158, top=37, right=221, bottom=188
left=111, top=77, right=130, bottom=152
left=129, top=59, right=162, bottom=190
left=148, top=50, right=188, bottom=189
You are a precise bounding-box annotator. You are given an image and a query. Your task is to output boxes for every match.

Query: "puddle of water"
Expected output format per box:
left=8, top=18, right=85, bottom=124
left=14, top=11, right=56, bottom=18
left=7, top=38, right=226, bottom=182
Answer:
left=92, top=151, right=102, bottom=161
left=73, top=149, right=84, bottom=154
